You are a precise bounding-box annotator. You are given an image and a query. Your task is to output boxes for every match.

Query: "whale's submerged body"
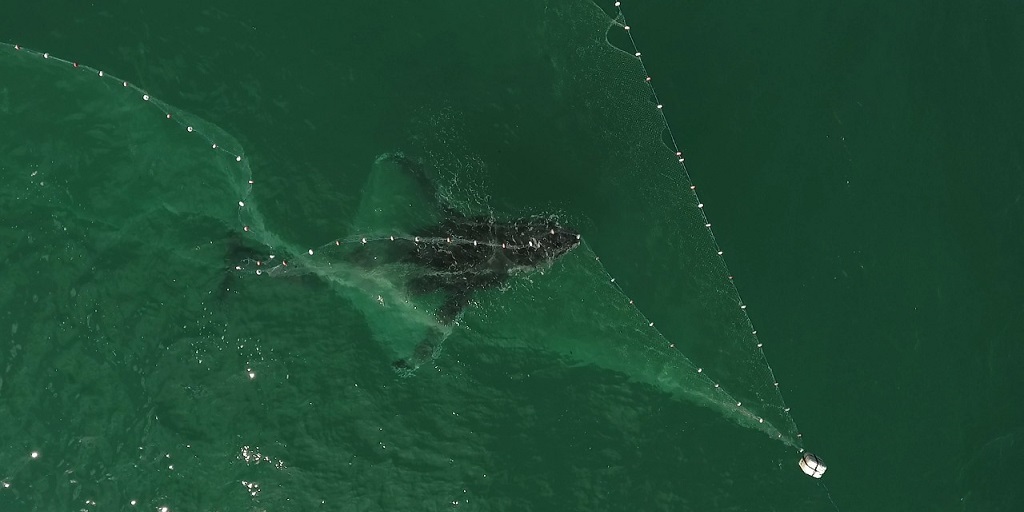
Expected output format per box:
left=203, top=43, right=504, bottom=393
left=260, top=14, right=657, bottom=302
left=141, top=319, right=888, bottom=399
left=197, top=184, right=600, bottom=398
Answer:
left=403, top=213, right=581, bottom=322
left=232, top=153, right=581, bottom=370
left=353, top=154, right=581, bottom=368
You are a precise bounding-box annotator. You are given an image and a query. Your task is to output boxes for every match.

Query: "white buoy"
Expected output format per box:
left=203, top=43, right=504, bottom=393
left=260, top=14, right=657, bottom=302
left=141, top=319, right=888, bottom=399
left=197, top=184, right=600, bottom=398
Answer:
left=799, top=452, right=827, bottom=478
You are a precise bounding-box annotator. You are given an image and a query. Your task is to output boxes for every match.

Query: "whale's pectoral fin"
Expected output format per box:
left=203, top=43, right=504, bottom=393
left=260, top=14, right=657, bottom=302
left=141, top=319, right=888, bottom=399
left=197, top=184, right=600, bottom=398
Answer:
left=352, top=153, right=443, bottom=236
left=438, top=288, right=471, bottom=324
left=433, top=271, right=510, bottom=323
left=392, top=332, right=445, bottom=375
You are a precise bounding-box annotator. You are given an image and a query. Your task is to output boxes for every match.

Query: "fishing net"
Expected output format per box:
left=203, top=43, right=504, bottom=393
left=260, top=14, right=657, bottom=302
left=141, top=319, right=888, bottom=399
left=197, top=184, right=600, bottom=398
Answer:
left=0, top=0, right=833, bottom=509
left=228, top=0, right=800, bottom=443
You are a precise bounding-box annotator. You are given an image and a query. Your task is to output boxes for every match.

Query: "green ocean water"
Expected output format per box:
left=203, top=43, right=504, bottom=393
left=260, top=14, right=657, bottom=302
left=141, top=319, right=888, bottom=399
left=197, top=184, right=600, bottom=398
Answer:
left=1, top=1, right=1022, bottom=511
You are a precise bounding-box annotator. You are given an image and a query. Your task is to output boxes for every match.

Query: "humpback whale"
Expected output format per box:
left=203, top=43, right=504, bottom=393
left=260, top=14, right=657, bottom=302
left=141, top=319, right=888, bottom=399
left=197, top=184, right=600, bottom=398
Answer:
left=404, top=213, right=580, bottom=322
left=229, top=152, right=580, bottom=371
left=353, top=153, right=580, bottom=323
left=356, top=154, right=581, bottom=368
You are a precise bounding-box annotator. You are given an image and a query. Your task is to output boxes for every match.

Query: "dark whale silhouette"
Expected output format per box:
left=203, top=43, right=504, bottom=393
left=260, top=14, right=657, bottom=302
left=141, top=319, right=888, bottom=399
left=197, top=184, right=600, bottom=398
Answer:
left=405, top=213, right=581, bottom=323
left=223, top=152, right=580, bottom=372
left=374, top=154, right=581, bottom=369
left=369, top=154, right=580, bottom=322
